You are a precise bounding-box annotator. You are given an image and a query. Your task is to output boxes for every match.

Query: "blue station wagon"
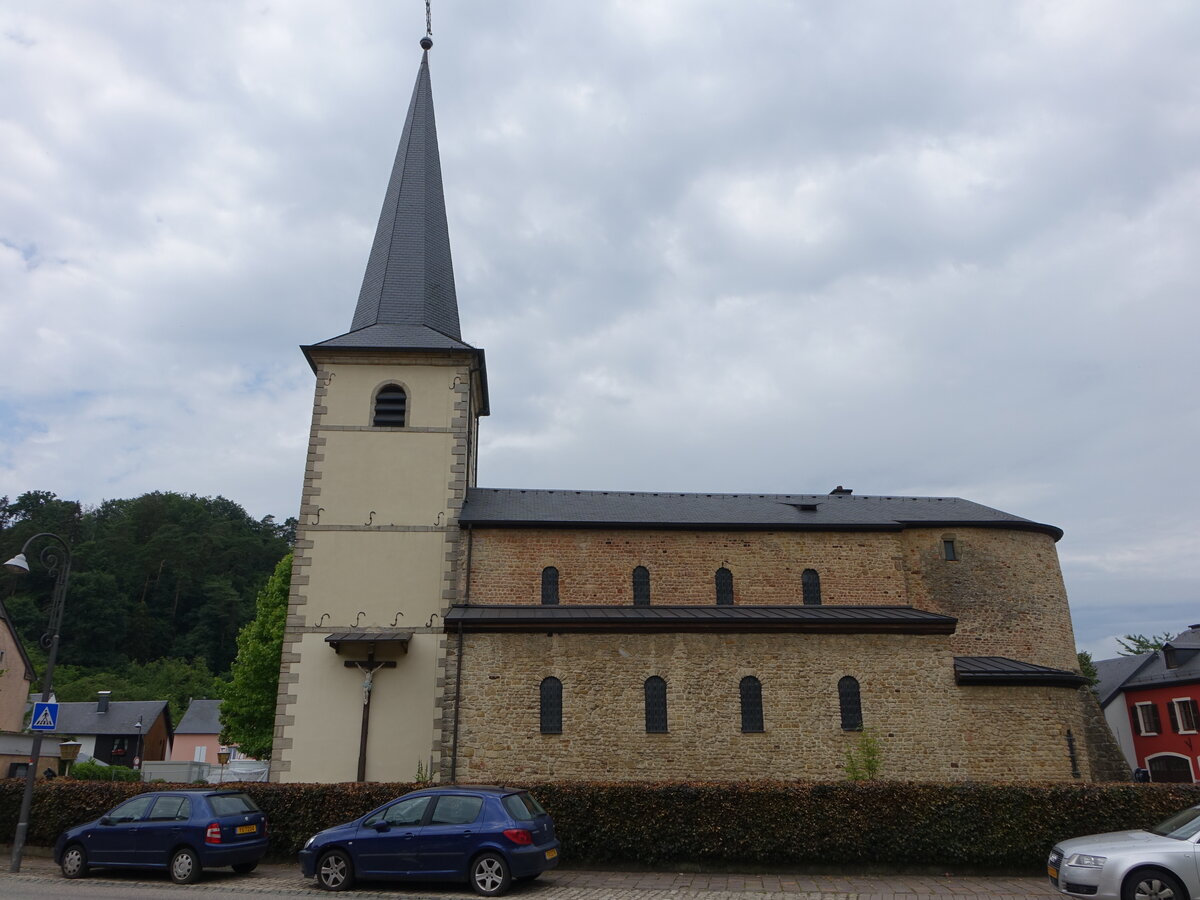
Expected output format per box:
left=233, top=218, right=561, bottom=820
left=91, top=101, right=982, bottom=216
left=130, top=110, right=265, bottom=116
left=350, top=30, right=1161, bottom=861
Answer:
left=55, top=789, right=269, bottom=884
left=299, top=786, right=560, bottom=895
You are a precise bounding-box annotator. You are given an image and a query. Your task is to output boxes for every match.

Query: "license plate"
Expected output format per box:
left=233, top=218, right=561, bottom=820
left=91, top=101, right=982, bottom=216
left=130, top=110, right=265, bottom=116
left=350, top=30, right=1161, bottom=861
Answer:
left=1047, top=865, right=1058, bottom=880
left=236, top=824, right=258, bottom=835
left=545, top=848, right=557, bottom=860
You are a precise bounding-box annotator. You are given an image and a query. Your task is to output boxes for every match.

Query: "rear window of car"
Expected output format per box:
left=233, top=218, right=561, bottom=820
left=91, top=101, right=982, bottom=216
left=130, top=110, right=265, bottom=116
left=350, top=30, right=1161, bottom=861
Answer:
left=208, top=793, right=261, bottom=816
left=501, top=792, right=546, bottom=821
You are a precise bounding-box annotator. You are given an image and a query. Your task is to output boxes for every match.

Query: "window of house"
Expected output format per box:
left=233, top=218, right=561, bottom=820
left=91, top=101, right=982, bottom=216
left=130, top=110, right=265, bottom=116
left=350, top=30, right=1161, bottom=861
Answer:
left=1169, top=698, right=1199, bottom=734
left=740, top=676, right=764, bottom=733
left=715, top=567, right=734, bottom=605
left=540, top=677, right=563, bottom=734
left=632, top=566, right=650, bottom=606
left=942, top=537, right=959, bottom=561
left=541, top=566, right=559, bottom=605
left=373, top=383, right=408, bottom=427
left=1134, top=701, right=1162, bottom=736
left=802, top=569, right=821, bottom=606
left=644, top=676, right=668, bottom=733
left=193, top=745, right=207, bottom=763
left=838, top=676, right=863, bottom=731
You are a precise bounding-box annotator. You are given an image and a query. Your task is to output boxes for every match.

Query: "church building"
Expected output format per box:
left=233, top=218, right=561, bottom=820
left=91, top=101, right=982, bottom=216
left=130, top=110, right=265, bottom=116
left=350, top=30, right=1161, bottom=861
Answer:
left=270, top=39, right=1121, bottom=785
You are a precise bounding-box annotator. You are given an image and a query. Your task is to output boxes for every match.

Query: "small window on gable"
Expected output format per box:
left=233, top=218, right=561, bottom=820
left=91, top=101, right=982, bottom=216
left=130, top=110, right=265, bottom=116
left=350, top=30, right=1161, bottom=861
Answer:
left=632, top=566, right=650, bottom=606
left=541, top=567, right=559, bottom=605
left=715, top=567, right=734, bottom=605
left=942, top=537, right=959, bottom=561
left=802, top=569, right=821, bottom=606
left=838, top=676, right=863, bottom=731
left=373, top=384, right=408, bottom=427
left=539, top=677, right=563, bottom=734
left=1133, top=701, right=1161, bottom=736
left=644, top=676, right=668, bottom=733
left=740, top=676, right=764, bottom=733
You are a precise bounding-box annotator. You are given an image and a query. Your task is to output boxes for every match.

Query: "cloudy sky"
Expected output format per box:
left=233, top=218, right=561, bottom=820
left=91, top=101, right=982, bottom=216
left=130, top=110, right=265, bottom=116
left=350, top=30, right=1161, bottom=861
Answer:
left=3, top=1, right=1197, bottom=659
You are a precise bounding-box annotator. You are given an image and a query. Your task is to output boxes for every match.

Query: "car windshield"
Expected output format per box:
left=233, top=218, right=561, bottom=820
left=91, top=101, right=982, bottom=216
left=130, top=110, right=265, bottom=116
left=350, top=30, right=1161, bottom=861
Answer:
left=209, top=793, right=261, bottom=816
left=1148, top=806, right=1200, bottom=840
left=501, top=792, right=546, bottom=821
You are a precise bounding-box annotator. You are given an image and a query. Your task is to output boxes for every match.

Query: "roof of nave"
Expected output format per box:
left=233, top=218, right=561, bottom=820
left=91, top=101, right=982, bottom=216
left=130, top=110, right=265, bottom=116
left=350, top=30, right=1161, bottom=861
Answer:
left=459, top=487, right=1063, bottom=539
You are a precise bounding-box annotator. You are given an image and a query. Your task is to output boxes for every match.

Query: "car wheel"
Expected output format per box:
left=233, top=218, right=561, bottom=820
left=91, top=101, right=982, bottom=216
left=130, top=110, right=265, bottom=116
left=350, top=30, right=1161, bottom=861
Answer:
left=60, top=844, right=89, bottom=879
left=169, top=847, right=201, bottom=885
left=317, top=849, right=355, bottom=891
left=231, top=861, right=258, bottom=874
left=1123, top=868, right=1187, bottom=900
left=470, top=851, right=512, bottom=897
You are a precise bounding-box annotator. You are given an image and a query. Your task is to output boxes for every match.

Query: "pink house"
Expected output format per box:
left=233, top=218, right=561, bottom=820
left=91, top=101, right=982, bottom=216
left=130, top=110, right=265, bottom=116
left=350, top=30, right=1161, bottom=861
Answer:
left=171, top=699, right=229, bottom=763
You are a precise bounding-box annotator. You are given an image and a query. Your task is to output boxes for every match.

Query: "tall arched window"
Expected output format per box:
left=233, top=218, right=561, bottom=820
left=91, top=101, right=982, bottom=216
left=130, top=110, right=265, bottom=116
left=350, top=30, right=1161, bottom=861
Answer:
left=715, top=567, right=734, bottom=605
left=838, top=676, right=863, bottom=731
left=740, top=676, right=764, bottom=733
left=540, top=566, right=559, bottom=605
left=632, top=566, right=650, bottom=606
left=373, top=383, right=407, bottom=426
left=644, top=676, right=668, bottom=733
left=539, top=677, right=562, bottom=734
left=802, top=569, right=821, bottom=606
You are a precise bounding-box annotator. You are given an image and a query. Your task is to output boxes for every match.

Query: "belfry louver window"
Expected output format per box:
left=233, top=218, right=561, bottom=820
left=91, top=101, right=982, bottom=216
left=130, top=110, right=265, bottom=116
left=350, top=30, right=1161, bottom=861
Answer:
left=373, top=384, right=408, bottom=427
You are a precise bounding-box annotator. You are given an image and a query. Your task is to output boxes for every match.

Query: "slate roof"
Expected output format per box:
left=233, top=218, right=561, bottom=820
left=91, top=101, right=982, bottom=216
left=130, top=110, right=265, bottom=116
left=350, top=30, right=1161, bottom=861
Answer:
left=306, top=44, right=472, bottom=357
left=326, top=631, right=413, bottom=653
left=1093, top=625, right=1200, bottom=706
left=953, top=656, right=1088, bottom=688
left=443, top=605, right=957, bottom=634
left=54, top=700, right=171, bottom=737
left=175, top=699, right=221, bottom=735
left=459, top=488, right=1063, bottom=538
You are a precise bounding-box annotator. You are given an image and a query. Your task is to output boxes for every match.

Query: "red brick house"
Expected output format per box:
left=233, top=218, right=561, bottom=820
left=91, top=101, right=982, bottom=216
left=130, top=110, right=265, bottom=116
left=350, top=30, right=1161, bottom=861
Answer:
left=1096, top=624, right=1200, bottom=782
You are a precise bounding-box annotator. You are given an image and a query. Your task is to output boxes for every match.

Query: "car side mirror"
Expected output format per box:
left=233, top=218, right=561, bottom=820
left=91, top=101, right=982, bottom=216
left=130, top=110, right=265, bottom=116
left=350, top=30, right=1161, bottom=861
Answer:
left=99, top=816, right=115, bottom=826
left=372, top=821, right=390, bottom=832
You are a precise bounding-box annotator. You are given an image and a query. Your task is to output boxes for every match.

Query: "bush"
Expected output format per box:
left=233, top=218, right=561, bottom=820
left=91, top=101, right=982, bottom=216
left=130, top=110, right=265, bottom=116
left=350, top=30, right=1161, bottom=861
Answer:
left=69, top=761, right=142, bottom=783
left=2, top=778, right=1198, bottom=871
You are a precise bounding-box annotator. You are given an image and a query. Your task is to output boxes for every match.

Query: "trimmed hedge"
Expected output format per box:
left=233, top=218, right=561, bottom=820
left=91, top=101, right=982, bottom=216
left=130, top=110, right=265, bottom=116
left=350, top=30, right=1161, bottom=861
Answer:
left=3, top=779, right=1198, bottom=872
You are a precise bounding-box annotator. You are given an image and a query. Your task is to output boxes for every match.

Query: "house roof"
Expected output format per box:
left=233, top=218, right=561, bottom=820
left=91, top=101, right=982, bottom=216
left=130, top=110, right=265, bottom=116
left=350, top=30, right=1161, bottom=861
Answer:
left=175, top=699, right=221, bottom=735
left=443, top=604, right=957, bottom=634
left=1093, top=625, right=1200, bottom=706
left=54, top=700, right=172, bottom=737
left=459, top=488, right=1063, bottom=538
left=953, top=656, right=1089, bottom=688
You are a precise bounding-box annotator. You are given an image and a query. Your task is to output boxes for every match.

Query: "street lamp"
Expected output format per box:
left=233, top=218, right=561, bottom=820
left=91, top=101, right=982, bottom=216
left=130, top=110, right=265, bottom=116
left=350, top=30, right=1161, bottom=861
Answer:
left=217, top=747, right=231, bottom=783
left=5, top=532, right=72, bottom=873
left=58, top=740, right=82, bottom=777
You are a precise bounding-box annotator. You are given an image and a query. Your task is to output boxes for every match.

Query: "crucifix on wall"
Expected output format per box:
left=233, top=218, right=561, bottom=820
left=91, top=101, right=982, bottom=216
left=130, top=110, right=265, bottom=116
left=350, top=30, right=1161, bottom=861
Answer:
left=345, top=650, right=397, bottom=782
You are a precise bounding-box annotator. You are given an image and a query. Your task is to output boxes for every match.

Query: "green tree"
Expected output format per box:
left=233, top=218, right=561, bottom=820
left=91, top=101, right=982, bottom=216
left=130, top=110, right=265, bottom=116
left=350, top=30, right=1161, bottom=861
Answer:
left=844, top=728, right=883, bottom=781
left=1117, top=632, right=1175, bottom=656
left=1077, top=650, right=1099, bottom=686
left=220, top=553, right=291, bottom=759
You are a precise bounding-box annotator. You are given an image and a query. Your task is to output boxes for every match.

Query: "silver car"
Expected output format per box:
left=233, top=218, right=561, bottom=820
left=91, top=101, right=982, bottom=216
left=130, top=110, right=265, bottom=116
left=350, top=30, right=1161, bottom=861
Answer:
left=1047, top=804, right=1200, bottom=899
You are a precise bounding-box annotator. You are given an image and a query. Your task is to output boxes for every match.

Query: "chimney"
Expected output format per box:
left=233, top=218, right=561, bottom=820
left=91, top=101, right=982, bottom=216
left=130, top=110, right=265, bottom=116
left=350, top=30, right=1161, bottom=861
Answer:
left=97, top=690, right=111, bottom=713
left=830, top=486, right=853, bottom=495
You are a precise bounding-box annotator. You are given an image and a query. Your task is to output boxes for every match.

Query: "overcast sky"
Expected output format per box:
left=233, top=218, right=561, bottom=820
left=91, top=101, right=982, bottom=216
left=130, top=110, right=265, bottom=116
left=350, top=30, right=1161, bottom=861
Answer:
left=3, top=1, right=1197, bottom=660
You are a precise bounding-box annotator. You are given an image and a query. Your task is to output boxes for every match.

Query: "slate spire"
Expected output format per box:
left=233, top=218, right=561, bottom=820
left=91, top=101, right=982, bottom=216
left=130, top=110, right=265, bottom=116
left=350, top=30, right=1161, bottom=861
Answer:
left=310, top=38, right=470, bottom=353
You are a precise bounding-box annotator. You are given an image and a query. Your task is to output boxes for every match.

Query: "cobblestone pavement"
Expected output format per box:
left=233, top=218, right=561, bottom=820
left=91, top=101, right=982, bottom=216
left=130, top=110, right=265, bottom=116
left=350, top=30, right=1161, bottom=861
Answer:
left=1, top=854, right=1060, bottom=899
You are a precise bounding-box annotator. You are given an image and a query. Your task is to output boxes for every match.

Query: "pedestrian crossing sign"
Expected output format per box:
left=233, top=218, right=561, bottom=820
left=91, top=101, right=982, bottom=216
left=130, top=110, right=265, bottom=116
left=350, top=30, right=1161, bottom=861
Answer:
left=31, top=702, right=59, bottom=731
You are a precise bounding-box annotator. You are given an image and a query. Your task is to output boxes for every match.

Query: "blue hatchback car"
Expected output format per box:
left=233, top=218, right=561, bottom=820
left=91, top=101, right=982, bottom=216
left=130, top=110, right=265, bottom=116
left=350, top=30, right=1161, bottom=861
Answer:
left=299, top=786, right=560, bottom=895
left=54, top=789, right=269, bottom=884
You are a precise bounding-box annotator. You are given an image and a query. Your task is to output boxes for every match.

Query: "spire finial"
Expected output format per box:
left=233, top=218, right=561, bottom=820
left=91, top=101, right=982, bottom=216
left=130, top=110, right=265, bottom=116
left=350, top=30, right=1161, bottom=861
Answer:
left=421, top=0, right=432, bottom=49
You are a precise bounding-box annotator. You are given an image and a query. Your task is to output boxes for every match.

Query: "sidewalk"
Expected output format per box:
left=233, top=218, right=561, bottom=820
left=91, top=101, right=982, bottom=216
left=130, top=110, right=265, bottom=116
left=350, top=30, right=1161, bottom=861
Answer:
left=1, top=853, right=1060, bottom=899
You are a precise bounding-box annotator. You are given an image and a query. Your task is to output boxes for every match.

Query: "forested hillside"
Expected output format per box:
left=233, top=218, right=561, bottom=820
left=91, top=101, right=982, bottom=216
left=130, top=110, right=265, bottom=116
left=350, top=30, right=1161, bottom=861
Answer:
left=0, top=490, right=293, bottom=720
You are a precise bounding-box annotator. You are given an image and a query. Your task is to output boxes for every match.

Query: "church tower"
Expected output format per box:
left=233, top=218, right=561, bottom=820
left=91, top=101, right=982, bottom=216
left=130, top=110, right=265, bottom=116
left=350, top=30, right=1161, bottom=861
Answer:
left=270, top=37, right=487, bottom=783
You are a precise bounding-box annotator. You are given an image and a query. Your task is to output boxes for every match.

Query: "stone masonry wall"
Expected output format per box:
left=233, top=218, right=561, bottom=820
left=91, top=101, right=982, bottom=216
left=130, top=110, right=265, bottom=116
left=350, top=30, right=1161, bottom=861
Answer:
left=446, top=631, right=1093, bottom=783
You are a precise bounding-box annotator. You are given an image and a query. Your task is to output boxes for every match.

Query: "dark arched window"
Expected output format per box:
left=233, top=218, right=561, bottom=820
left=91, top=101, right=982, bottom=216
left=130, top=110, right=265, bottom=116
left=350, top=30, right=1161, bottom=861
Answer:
left=644, top=676, right=668, bottom=733
left=839, top=676, right=863, bottom=731
left=373, top=383, right=407, bottom=427
left=715, top=567, right=734, bottom=605
left=541, top=566, right=559, bottom=605
left=740, top=676, right=763, bottom=733
left=802, top=569, right=821, bottom=606
left=539, top=677, right=562, bottom=734
left=632, top=566, right=650, bottom=606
